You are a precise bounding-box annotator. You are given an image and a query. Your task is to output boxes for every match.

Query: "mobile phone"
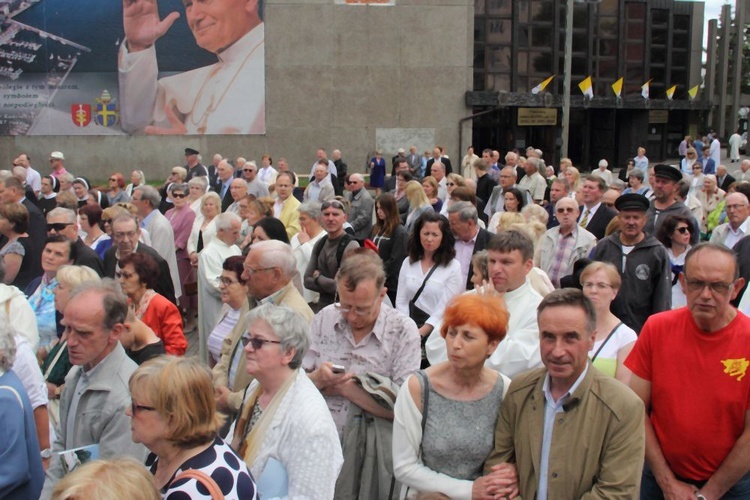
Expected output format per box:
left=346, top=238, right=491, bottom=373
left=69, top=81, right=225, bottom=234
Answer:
left=331, top=364, right=346, bottom=374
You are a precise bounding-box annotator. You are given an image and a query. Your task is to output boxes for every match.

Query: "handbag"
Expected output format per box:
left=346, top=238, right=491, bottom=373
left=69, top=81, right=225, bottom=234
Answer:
left=408, top=264, right=438, bottom=328
left=173, top=469, right=225, bottom=499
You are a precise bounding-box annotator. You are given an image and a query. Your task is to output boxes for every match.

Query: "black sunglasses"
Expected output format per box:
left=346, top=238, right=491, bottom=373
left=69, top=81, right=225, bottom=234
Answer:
left=172, top=193, right=186, bottom=198
left=47, top=222, right=73, bottom=232
left=241, top=335, right=282, bottom=350
left=676, top=227, right=691, bottom=234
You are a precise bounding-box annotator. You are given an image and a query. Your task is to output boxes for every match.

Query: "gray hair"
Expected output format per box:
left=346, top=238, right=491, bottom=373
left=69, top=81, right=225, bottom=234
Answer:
left=298, top=201, right=322, bottom=219
left=251, top=240, right=296, bottom=278
left=59, top=172, right=75, bottom=184
left=47, top=207, right=76, bottom=223
left=132, top=170, right=146, bottom=184
left=0, top=322, right=16, bottom=371
left=70, top=279, right=128, bottom=331
left=188, top=176, right=208, bottom=190
left=628, top=169, right=644, bottom=181
left=168, top=182, right=189, bottom=195
left=244, top=303, right=309, bottom=369
left=552, top=177, right=570, bottom=191
left=537, top=288, right=597, bottom=335
left=431, top=162, right=445, bottom=172
left=447, top=201, right=478, bottom=223
left=135, top=185, right=161, bottom=209
left=214, top=211, right=241, bottom=231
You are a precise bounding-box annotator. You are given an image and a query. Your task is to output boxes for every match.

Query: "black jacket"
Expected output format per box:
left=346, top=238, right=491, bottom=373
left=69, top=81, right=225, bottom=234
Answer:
left=103, top=243, right=176, bottom=304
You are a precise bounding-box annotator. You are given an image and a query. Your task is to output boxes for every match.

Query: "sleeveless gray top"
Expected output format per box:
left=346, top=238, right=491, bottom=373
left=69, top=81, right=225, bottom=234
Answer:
left=419, top=371, right=504, bottom=480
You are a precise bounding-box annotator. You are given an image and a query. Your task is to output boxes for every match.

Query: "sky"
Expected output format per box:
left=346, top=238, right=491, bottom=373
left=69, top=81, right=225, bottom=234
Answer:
left=702, top=0, right=733, bottom=49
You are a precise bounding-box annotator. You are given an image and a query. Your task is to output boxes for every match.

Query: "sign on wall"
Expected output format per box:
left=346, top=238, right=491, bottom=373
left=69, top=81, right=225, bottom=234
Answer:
left=0, top=0, right=265, bottom=136
left=517, top=108, right=557, bottom=126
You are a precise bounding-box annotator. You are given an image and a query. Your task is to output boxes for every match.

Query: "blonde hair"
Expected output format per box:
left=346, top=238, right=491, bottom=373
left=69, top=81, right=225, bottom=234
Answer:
left=580, top=261, right=622, bottom=289
left=129, top=356, right=224, bottom=448
left=565, top=166, right=581, bottom=191
left=446, top=173, right=465, bottom=188
left=496, top=212, right=524, bottom=233
left=404, top=180, right=430, bottom=209
left=51, top=458, right=159, bottom=500
left=56, top=265, right=101, bottom=288
left=521, top=203, right=549, bottom=226
left=200, top=192, right=222, bottom=218
left=422, top=176, right=439, bottom=197
left=101, top=206, right=129, bottom=222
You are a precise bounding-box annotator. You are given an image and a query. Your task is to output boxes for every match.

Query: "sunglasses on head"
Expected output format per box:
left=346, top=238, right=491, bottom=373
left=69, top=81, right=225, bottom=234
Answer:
left=322, top=200, right=346, bottom=211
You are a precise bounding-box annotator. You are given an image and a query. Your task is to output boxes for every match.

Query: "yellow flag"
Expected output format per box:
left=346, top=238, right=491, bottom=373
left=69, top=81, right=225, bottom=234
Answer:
left=531, top=75, right=555, bottom=95
left=578, top=76, right=594, bottom=98
left=641, top=80, right=651, bottom=99
left=611, top=77, right=623, bottom=98
left=666, top=85, right=677, bottom=100
left=688, top=85, right=699, bottom=100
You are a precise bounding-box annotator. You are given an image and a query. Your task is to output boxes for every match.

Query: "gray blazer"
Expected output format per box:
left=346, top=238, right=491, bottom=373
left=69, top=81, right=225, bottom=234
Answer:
left=347, top=188, right=374, bottom=239
left=305, top=179, right=335, bottom=202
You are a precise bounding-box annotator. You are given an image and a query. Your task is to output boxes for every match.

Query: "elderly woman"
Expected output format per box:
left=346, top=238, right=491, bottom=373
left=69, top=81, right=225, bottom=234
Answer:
left=397, top=212, right=462, bottom=367
left=404, top=181, right=434, bottom=233
left=188, top=191, right=221, bottom=267
left=656, top=215, right=694, bottom=309
left=697, top=174, right=726, bottom=237
left=239, top=197, right=274, bottom=250
left=393, top=294, right=516, bottom=499
left=0, top=328, right=45, bottom=499
left=126, top=170, right=146, bottom=198
left=421, top=176, right=443, bottom=213
left=72, top=177, right=92, bottom=207
left=231, top=304, right=342, bottom=498
left=368, top=149, right=386, bottom=196
left=118, top=252, right=187, bottom=355
left=0, top=202, right=34, bottom=289
left=187, top=175, right=209, bottom=214
left=580, top=262, right=637, bottom=384
left=165, top=182, right=196, bottom=312
left=106, top=173, right=129, bottom=205
left=372, top=193, right=409, bottom=304
left=127, top=356, right=257, bottom=498
left=291, top=201, right=325, bottom=303
left=27, top=236, right=76, bottom=355
left=206, top=256, right=249, bottom=365
left=51, top=458, right=160, bottom=500
left=46, top=265, right=100, bottom=427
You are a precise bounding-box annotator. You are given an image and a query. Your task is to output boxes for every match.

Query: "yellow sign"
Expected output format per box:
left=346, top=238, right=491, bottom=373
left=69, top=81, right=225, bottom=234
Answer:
left=649, top=110, right=669, bottom=124
left=517, top=108, right=557, bottom=126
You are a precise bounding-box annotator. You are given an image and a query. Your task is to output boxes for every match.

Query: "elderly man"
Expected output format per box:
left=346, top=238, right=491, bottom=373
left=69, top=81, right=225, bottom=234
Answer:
left=15, top=153, right=41, bottom=196
left=103, top=216, right=176, bottom=303
left=592, top=194, right=671, bottom=333
left=426, top=146, right=453, bottom=175
left=717, top=164, right=736, bottom=192
left=40, top=281, right=147, bottom=498
left=484, top=288, right=645, bottom=499
left=645, top=164, right=699, bottom=244
left=304, top=162, right=336, bottom=203
left=131, top=185, right=181, bottom=302
left=577, top=175, right=617, bottom=240
left=181, top=148, right=209, bottom=182
left=544, top=177, right=571, bottom=228
left=406, top=146, right=421, bottom=178
left=431, top=162, right=448, bottom=201
left=274, top=171, right=301, bottom=239
left=591, top=159, right=613, bottom=187
left=485, top=166, right=531, bottom=220
left=741, top=159, right=750, bottom=182
left=214, top=240, right=314, bottom=415
left=448, top=202, right=491, bottom=289
left=304, top=249, right=421, bottom=498
left=197, top=212, right=242, bottom=363
left=212, top=159, right=236, bottom=212
left=345, top=173, right=374, bottom=240
left=119, top=0, right=264, bottom=134
left=46, top=208, right=104, bottom=276
left=518, top=157, right=547, bottom=204
left=710, top=192, right=750, bottom=249
left=241, top=161, right=271, bottom=199
left=627, top=244, right=750, bottom=499
left=226, top=178, right=248, bottom=215
left=332, top=149, right=348, bottom=188
left=536, top=197, right=597, bottom=288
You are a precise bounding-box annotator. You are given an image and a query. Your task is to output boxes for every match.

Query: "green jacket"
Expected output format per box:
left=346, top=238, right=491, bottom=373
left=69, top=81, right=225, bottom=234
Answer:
left=485, top=366, right=645, bottom=500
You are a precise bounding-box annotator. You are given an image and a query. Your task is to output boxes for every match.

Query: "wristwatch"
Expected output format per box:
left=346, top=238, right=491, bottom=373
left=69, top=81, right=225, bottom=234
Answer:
left=695, top=493, right=707, bottom=500
left=40, top=448, right=52, bottom=459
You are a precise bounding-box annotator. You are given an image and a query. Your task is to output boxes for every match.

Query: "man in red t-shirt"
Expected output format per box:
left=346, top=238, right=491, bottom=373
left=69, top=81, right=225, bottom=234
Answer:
left=626, top=243, right=750, bottom=499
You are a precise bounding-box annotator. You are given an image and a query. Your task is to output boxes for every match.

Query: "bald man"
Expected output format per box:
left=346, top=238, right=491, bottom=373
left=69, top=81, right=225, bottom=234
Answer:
left=345, top=173, right=374, bottom=239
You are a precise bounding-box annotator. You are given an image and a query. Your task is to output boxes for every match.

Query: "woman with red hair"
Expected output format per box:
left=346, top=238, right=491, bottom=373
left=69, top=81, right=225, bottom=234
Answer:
left=392, top=293, right=518, bottom=499
left=106, top=172, right=130, bottom=205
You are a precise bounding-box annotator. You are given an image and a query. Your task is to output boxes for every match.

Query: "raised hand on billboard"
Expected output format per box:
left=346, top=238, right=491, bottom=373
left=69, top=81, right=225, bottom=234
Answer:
left=145, top=102, right=188, bottom=135
left=123, top=0, right=181, bottom=53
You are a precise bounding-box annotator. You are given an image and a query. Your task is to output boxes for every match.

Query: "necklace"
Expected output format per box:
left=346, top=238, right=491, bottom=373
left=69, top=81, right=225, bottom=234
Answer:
left=189, top=38, right=263, bottom=134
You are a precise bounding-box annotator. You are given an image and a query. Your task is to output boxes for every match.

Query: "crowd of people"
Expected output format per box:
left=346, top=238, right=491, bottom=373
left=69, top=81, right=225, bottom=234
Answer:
left=0, top=141, right=749, bottom=500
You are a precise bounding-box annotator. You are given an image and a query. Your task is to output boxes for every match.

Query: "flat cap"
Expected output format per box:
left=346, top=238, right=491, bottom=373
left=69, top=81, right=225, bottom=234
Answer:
left=184, top=148, right=199, bottom=156
left=615, top=193, right=650, bottom=212
left=654, top=164, right=682, bottom=182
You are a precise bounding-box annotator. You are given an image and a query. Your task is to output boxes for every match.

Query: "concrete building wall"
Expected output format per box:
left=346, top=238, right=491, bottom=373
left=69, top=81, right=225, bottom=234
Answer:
left=0, top=0, right=474, bottom=182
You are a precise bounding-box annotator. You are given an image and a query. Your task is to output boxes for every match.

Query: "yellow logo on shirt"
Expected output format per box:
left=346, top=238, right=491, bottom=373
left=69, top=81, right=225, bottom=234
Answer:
left=721, top=358, right=749, bottom=381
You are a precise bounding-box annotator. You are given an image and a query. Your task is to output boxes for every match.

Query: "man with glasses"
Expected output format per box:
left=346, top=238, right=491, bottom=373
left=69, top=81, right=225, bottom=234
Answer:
left=484, top=166, right=532, bottom=220
left=626, top=243, right=750, bottom=499
left=537, top=197, right=596, bottom=288
left=710, top=193, right=750, bottom=249
left=344, top=173, right=373, bottom=240
left=40, top=281, right=147, bottom=497
left=103, top=216, right=176, bottom=304
left=592, top=193, right=671, bottom=333
left=48, top=151, right=67, bottom=179
left=304, top=199, right=360, bottom=310
left=303, top=248, right=420, bottom=496
left=226, top=178, right=248, bottom=216
left=241, top=160, right=270, bottom=199
left=46, top=208, right=104, bottom=276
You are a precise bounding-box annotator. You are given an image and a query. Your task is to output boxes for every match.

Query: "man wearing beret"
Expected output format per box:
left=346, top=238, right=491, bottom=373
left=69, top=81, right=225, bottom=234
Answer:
left=592, top=193, right=672, bottom=333
left=644, top=164, right=699, bottom=245
left=183, top=148, right=215, bottom=185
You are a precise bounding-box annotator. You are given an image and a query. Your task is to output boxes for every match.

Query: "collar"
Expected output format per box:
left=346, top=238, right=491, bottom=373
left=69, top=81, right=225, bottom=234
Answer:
left=140, top=210, right=156, bottom=228
left=78, top=343, right=127, bottom=388
left=583, top=201, right=601, bottom=212
left=217, top=23, right=264, bottom=63
left=542, top=363, right=589, bottom=406
left=460, top=227, right=480, bottom=244
left=730, top=217, right=750, bottom=235
left=259, top=281, right=292, bottom=305
left=504, top=278, right=531, bottom=301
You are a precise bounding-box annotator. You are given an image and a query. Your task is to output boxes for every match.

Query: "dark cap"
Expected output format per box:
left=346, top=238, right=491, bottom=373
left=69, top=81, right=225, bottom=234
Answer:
left=184, top=148, right=199, bottom=156
left=615, top=193, right=650, bottom=212
left=654, top=164, right=682, bottom=183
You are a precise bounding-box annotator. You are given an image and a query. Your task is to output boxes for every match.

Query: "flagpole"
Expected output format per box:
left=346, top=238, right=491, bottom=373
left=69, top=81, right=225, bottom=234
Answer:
left=561, top=0, right=574, bottom=159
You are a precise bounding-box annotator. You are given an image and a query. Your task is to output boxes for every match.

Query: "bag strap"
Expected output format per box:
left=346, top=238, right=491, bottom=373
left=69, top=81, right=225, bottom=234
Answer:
left=174, top=469, right=225, bottom=500
left=590, top=322, right=622, bottom=362
left=411, top=264, right=439, bottom=304
left=415, top=370, right=429, bottom=436
left=0, top=385, right=24, bottom=410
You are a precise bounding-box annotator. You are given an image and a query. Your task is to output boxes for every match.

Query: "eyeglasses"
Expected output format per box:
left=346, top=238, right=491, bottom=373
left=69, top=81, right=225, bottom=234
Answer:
left=219, top=276, right=240, bottom=286
left=46, top=222, right=73, bottom=232
left=556, top=207, right=576, bottom=213
left=582, top=282, right=614, bottom=290
left=675, top=226, right=691, bottom=234
left=243, top=266, right=274, bottom=276
left=334, top=291, right=379, bottom=317
left=130, top=400, right=156, bottom=415
left=243, top=169, right=255, bottom=173
left=322, top=200, right=346, bottom=211
left=114, top=230, right=138, bottom=239
left=172, top=193, right=186, bottom=198
left=685, top=279, right=734, bottom=294
left=241, top=335, right=282, bottom=350
left=116, top=270, right=135, bottom=280
left=726, top=204, right=748, bottom=211
left=109, top=178, right=117, bottom=182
